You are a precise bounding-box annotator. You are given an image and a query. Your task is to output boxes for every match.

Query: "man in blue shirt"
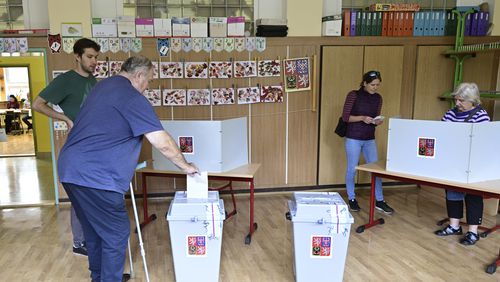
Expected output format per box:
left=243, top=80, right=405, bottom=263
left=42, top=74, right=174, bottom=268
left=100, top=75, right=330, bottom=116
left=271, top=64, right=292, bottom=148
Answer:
left=58, top=56, right=198, bottom=282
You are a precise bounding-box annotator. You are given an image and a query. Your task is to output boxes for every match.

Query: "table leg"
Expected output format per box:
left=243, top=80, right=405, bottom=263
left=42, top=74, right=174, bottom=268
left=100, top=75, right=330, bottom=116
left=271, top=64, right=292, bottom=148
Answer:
left=356, top=173, right=385, bottom=233
left=138, top=173, right=157, bottom=231
left=486, top=248, right=500, bottom=274
left=245, top=179, right=258, bottom=245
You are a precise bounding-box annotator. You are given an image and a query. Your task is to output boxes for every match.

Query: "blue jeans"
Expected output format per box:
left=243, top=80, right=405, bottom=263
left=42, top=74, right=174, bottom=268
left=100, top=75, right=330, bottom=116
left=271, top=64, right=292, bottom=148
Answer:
left=345, top=138, right=384, bottom=201
left=63, top=182, right=130, bottom=282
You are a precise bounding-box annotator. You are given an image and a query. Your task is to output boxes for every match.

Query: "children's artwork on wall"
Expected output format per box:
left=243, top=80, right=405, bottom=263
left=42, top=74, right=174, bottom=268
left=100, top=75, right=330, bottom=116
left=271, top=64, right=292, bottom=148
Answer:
left=417, top=137, right=436, bottom=158
left=261, top=85, right=284, bottom=103
left=163, top=89, right=187, bottom=106
left=237, top=87, right=260, bottom=104
left=120, top=38, right=131, bottom=53
left=211, top=88, right=235, bottom=105
left=52, top=70, right=68, bottom=80
left=62, top=38, right=74, bottom=54
left=109, top=61, right=123, bottom=76
left=47, top=34, right=62, bottom=53
left=96, top=38, right=109, bottom=53
left=214, top=38, right=224, bottom=52
left=93, top=61, right=109, bottom=78
left=258, top=60, right=281, bottom=77
left=160, top=62, right=184, bottom=78
left=178, top=136, right=194, bottom=154
left=152, top=61, right=159, bottom=79
left=283, top=57, right=311, bottom=92
left=171, top=38, right=182, bottom=52
left=143, top=89, right=162, bottom=106
left=235, top=38, right=245, bottom=52
left=131, top=38, right=143, bottom=53
left=185, top=62, right=209, bottom=79
left=187, top=89, right=211, bottom=105
left=209, top=61, right=233, bottom=78
left=109, top=38, right=120, bottom=53
left=234, top=61, right=257, bottom=78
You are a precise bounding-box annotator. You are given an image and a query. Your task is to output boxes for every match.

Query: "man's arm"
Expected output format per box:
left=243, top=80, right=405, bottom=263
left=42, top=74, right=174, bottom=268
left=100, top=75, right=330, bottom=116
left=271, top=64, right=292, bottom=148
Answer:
left=32, top=96, right=74, bottom=129
left=145, top=130, right=198, bottom=174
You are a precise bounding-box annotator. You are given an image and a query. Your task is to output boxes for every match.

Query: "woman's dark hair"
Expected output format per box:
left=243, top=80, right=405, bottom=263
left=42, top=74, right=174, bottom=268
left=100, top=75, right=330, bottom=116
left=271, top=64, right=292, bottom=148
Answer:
left=73, top=38, right=100, bottom=56
left=9, top=94, right=18, bottom=103
left=360, top=70, right=382, bottom=86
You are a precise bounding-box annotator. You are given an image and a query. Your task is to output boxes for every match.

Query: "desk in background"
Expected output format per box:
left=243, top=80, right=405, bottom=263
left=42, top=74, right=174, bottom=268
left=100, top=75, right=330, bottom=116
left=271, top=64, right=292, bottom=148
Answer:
left=356, top=161, right=500, bottom=274
left=136, top=163, right=260, bottom=244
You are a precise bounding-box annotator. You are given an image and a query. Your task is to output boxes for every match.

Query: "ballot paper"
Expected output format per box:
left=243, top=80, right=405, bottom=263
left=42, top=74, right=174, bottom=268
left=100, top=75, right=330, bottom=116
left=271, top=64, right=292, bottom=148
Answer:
left=187, top=171, right=208, bottom=199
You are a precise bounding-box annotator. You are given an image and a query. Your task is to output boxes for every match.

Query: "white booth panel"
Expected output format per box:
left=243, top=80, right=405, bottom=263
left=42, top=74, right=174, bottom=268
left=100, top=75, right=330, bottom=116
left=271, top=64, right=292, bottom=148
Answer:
left=386, top=119, right=473, bottom=182
left=468, top=121, right=500, bottom=182
left=221, top=117, right=248, bottom=171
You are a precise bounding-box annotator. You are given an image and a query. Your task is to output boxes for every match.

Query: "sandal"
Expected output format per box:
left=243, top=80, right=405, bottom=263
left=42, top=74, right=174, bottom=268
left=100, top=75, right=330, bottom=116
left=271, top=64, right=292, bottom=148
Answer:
left=459, top=231, right=479, bottom=246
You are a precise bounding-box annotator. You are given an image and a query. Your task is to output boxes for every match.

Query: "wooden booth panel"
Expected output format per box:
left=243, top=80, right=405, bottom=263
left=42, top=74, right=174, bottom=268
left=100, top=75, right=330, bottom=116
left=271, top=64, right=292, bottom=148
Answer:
left=414, top=46, right=455, bottom=120
left=357, top=46, right=404, bottom=184
left=318, top=46, right=364, bottom=185
left=287, top=45, right=319, bottom=186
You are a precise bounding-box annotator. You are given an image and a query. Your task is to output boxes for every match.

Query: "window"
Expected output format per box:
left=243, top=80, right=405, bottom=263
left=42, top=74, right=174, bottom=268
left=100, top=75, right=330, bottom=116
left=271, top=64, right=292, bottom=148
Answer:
left=123, top=0, right=255, bottom=35
left=0, top=0, right=24, bottom=30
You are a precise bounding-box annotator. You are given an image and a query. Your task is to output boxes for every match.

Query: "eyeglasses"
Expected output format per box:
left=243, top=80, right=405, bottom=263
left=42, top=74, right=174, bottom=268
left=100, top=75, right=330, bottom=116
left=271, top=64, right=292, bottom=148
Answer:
left=368, top=71, right=380, bottom=77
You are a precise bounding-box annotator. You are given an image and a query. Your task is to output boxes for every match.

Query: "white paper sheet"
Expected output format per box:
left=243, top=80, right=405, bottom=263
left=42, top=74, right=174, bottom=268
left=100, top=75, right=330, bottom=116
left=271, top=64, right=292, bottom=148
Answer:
left=187, top=171, right=208, bottom=199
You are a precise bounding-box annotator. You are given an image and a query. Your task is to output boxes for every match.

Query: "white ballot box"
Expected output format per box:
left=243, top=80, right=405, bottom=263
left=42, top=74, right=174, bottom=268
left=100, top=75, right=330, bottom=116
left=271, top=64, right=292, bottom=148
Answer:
left=166, top=191, right=225, bottom=282
left=153, top=117, right=248, bottom=172
left=387, top=119, right=500, bottom=183
left=286, top=192, right=354, bottom=282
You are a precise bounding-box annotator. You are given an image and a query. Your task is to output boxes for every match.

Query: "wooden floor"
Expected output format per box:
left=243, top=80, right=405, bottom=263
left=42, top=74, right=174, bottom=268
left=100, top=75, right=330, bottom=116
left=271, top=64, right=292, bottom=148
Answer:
left=0, top=130, right=35, bottom=157
left=0, top=187, right=498, bottom=281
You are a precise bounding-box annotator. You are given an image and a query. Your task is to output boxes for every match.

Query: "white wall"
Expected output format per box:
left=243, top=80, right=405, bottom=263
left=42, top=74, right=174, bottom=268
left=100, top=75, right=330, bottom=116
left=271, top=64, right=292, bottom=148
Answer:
left=91, top=0, right=124, bottom=18
left=255, top=0, right=285, bottom=20
left=23, top=0, right=49, bottom=29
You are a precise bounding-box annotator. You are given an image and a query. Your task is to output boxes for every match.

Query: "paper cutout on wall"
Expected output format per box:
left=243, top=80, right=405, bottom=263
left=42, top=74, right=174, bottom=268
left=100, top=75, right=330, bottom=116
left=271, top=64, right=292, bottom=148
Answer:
left=171, top=38, right=182, bottom=52
left=261, top=85, right=284, bottom=103
left=0, top=39, right=4, bottom=52
left=157, top=38, right=170, bottom=56
left=131, top=38, right=143, bottom=53
left=160, top=62, right=184, bottom=78
left=213, top=38, right=224, bottom=52
left=234, top=61, right=257, bottom=78
left=109, top=61, right=123, bottom=76
left=96, top=38, right=109, bottom=53
left=258, top=60, right=281, bottom=77
left=235, top=38, right=245, bottom=52
left=202, top=38, right=213, bottom=52
left=187, top=89, right=211, bottom=105
left=224, top=38, right=234, bottom=52
left=109, top=38, right=120, bottom=53
left=120, top=38, right=132, bottom=53
left=182, top=38, right=192, bottom=52
left=245, top=37, right=256, bottom=52
left=184, top=62, right=208, bottom=79
left=237, top=87, right=260, bottom=104
left=48, top=34, right=62, bottom=53
left=17, top=38, right=28, bottom=53
left=143, top=89, right=162, bottom=106
left=209, top=61, right=233, bottom=79
left=192, top=38, right=202, bottom=52
left=211, top=88, right=235, bottom=105
left=256, top=37, right=266, bottom=52
left=62, top=38, right=74, bottom=54
left=283, top=57, right=311, bottom=92
left=93, top=61, right=109, bottom=78
left=152, top=61, right=159, bottom=79
left=163, top=89, right=187, bottom=106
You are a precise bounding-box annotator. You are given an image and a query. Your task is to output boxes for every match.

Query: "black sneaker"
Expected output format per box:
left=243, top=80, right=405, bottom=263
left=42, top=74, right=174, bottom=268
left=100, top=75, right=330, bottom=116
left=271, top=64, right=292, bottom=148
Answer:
left=73, top=245, right=88, bottom=256
left=348, top=199, right=360, bottom=212
left=375, top=201, right=394, bottom=214
left=459, top=231, right=480, bottom=246
left=435, top=225, right=463, bottom=236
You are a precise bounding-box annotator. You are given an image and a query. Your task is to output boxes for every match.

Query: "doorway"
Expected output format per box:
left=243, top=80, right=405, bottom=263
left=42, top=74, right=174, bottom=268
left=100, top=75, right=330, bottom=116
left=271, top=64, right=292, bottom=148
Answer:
left=0, top=66, right=35, bottom=157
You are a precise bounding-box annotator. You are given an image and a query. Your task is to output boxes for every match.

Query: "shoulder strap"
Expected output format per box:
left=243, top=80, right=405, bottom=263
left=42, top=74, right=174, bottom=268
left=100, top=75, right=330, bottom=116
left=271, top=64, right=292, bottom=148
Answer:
left=464, top=106, right=482, bottom=122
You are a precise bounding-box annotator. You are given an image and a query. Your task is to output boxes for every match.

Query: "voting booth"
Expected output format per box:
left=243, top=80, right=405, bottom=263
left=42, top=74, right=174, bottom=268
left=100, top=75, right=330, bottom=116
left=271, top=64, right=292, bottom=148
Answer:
left=386, top=119, right=500, bottom=183
left=153, top=117, right=248, bottom=172
left=286, top=192, right=354, bottom=282
left=166, top=191, right=225, bottom=282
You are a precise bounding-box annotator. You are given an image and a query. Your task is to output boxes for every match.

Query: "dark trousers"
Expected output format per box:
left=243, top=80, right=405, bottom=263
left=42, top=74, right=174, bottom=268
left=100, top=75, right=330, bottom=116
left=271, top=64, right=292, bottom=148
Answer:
left=446, top=193, right=483, bottom=225
left=22, top=115, right=32, bottom=129
left=63, top=182, right=130, bottom=282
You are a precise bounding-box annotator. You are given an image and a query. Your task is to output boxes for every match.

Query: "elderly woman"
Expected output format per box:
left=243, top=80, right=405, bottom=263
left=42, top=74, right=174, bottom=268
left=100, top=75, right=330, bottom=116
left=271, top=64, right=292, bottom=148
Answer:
left=435, top=82, right=490, bottom=245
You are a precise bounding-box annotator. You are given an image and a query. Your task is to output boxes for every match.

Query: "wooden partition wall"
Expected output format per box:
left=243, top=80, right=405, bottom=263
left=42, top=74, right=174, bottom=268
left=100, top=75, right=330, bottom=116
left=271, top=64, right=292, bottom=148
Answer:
left=25, top=35, right=500, bottom=199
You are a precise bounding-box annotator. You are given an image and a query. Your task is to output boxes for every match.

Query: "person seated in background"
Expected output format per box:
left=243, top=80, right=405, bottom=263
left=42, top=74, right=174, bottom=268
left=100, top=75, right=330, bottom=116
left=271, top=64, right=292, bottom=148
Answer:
left=22, top=93, right=32, bottom=130
left=5, top=95, right=20, bottom=134
left=435, top=82, right=490, bottom=246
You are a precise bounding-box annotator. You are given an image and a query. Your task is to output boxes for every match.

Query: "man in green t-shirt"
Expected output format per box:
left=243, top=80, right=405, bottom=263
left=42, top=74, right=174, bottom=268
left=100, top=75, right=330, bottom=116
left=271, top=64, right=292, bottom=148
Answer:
left=33, top=38, right=100, bottom=256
